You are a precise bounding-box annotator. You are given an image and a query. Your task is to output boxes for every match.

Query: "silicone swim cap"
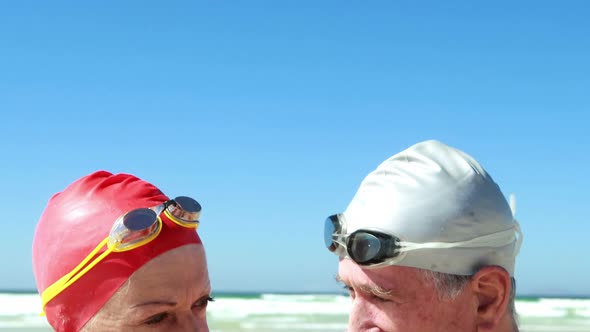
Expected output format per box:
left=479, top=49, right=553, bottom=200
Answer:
left=343, top=140, right=522, bottom=276
left=32, top=171, right=202, bottom=332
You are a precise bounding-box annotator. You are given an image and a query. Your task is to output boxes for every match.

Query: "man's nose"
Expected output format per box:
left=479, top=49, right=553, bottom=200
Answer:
left=348, top=297, right=379, bottom=332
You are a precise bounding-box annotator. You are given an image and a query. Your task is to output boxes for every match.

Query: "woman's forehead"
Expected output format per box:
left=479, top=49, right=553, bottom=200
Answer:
left=119, top=244, right=209, bottom=303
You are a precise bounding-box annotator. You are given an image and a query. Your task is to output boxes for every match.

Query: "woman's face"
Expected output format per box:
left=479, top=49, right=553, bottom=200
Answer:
left=83, top=244, right=211, bottom=331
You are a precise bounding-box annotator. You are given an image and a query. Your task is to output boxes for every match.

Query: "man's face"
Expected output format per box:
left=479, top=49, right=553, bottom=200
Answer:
left=338, top=258, right=476, bottom=332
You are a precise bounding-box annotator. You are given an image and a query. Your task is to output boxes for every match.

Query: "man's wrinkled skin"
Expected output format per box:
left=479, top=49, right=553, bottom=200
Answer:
left=338, top=258, right=516, bottom=332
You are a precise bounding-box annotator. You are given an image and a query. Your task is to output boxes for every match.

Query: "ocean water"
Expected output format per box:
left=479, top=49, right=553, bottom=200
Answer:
left=1, top=292, right=589, bottom=331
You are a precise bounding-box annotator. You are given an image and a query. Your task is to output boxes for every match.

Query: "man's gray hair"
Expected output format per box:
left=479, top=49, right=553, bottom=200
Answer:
left=421, top=270, right=518, bottom=329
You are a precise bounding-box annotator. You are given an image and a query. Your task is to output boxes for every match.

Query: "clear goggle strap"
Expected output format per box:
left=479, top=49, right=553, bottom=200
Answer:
left=397, top=227, right=519, bottom=252
left=331, top=235, right=348, bottom=256
left=509, top=193, right=523, bottom=257
left=513, top=219, right=523, bottom=256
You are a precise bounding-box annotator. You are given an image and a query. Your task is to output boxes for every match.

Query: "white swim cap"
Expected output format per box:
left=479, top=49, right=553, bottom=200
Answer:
left=343, top=140, right=522, bottom=276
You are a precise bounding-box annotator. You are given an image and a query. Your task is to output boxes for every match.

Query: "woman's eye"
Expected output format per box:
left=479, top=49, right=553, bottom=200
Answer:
left=193, top=296, right=215, bottom=308
left=144, top=312, right=169, bottom=325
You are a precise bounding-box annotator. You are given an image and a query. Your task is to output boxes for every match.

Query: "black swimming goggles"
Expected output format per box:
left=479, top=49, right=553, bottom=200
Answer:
left=324, top=213, right=520, bottom=267
left=324, top=214, right=404, bottom=266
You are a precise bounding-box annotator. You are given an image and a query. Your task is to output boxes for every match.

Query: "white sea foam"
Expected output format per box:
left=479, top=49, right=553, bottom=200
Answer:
left=0, top=294, right=43, bottom=316
left=516, top=298, right=590, bottom=318
left=1, top=293, right=589, bottom=330
left=0, top=294, right=49, bottom=328
left=208, top=294, right=351, bottom=319
left=239, top=321, right=348, bottom=330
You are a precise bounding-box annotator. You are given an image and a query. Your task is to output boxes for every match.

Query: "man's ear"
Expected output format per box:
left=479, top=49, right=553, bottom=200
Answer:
left=470, top=266, right=512, bottom=330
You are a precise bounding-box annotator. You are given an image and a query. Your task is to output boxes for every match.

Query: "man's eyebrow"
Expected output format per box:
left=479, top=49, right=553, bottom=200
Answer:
left=363, top=284, right=393, bottom=297
left=335, top=274, right=393, bottom=297
left=130, top=300, right=177, bottom=309
left=335, top=274, right=351, bottom=289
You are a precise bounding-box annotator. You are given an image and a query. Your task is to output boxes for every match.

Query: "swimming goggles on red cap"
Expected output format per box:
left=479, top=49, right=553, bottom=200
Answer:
left=324, top=213, right=520, bottom=267
left=41, top=196, right=202, bottom=312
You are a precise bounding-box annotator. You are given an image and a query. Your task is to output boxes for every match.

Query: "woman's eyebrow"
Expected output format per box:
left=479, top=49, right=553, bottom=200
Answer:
left=130, top=300, right=177, bottom=309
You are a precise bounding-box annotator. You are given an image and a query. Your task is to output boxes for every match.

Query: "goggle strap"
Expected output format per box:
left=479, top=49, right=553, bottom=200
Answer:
left=509, top=194, right=524, bottom=256
left=398, top=227, right=518, bottom=252
left=62, top=245, right=113, bottom=296
left=41, top=237, right=111, bottom=310
left=513, top=220, right=523, bottom=256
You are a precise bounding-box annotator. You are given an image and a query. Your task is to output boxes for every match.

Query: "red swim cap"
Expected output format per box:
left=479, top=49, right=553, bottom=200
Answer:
left=32, top=171, right=202, bottom=332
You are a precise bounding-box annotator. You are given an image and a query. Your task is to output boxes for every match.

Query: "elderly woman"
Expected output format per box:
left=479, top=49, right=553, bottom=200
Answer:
left=32, top=171, right=211, bottom=332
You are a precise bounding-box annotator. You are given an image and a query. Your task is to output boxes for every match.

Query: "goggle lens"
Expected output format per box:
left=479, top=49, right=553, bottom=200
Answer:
left=123, top=208, right=158, bottom=231
left=348, top=232, right=383, bottom=264
left=324, top=217, right=335, bottom=250
left=166, top=196, right=201, bottom=224
left=324, top=215, right=342, bottom=252
left=109, top=208, right=161, bottom=251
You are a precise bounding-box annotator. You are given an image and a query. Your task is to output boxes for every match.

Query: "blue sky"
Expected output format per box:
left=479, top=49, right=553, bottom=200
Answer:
left=0, top=1, right=588, bottom=296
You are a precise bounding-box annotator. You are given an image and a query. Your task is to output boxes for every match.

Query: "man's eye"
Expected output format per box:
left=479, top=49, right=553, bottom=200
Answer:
left=144, top=312, right=168, bottom=325
left=343, top=285, right=356, bottom=299
left=371, top=295, right=391, bottom=303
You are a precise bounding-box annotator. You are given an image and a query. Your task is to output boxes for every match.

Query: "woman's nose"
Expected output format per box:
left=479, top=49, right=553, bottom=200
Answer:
left=177, top=313, right=209, bottom=332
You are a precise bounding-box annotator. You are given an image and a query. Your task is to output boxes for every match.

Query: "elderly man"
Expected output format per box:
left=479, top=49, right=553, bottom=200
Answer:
left=324, top=140, right=523, bottom=332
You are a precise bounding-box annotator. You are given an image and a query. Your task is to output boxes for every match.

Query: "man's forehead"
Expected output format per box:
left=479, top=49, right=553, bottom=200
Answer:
left=338, top=259, right=423, bottom=293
